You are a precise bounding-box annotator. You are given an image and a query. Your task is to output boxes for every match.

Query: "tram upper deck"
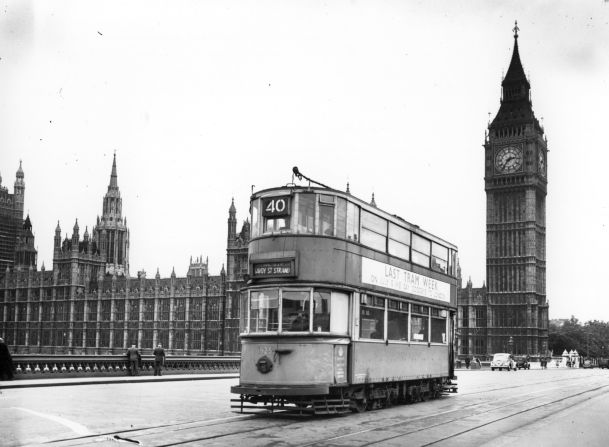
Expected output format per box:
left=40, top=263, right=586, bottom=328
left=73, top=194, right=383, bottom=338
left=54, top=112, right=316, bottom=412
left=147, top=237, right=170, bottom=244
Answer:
left=246, top=186, right=458, bottom=309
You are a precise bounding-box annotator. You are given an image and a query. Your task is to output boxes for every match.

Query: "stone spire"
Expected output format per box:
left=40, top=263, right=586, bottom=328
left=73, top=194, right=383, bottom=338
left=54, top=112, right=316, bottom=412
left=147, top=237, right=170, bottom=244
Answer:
left=109, top=152, right=118, bottom=191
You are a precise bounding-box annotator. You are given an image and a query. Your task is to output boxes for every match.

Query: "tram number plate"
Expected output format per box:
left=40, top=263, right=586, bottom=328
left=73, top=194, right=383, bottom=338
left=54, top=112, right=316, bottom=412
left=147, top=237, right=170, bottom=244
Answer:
left=262, top=196, right=291, bottom=217
left=253, top=261, right=294, bottom=277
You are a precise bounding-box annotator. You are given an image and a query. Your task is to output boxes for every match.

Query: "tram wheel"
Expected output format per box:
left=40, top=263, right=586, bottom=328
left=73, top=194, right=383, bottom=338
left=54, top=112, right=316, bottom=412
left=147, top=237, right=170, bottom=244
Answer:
left=351, top=399, right=367, bottom=413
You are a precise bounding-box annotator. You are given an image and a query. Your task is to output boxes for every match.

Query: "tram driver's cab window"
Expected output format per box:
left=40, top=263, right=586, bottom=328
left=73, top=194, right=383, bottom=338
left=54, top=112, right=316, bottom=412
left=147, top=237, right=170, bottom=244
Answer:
left=312, top=290, right=330, bottom=332
left=282, top=290, right=310, bottom=332
left=360, top=295, right=385, bottom=340
left=249, top=289, right=279, bottom=332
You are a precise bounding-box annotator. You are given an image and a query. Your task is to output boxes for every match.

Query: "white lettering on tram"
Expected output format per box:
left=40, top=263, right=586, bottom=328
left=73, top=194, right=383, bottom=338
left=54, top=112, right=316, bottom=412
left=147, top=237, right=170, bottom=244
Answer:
left=362, top=258, right=450, bottom=302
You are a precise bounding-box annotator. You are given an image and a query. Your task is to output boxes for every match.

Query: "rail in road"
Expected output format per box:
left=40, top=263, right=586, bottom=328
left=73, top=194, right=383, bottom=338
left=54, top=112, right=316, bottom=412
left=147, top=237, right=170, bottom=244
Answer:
left=10, top=368, right=609, bottom=446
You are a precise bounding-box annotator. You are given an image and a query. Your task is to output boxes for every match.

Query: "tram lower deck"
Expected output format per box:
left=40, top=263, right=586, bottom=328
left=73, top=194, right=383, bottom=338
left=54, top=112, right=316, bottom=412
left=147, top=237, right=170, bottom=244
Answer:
left=232, top=334, right=456, bottom=414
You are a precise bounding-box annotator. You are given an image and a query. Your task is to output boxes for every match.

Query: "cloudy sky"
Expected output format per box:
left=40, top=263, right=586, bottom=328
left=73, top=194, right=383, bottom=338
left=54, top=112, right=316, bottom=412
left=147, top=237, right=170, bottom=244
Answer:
left=1, top=1, right=608, bottom=321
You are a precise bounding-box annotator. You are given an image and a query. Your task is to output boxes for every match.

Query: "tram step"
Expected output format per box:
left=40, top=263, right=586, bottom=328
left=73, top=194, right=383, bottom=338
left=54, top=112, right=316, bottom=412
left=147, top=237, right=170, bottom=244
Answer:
left=311, top=398, right=351, bottom=415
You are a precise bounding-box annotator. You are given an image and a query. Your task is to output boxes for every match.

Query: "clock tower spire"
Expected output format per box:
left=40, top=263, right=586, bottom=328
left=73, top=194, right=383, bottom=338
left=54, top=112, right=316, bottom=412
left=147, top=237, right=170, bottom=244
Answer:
left=480, top=23, right=549, bottom=359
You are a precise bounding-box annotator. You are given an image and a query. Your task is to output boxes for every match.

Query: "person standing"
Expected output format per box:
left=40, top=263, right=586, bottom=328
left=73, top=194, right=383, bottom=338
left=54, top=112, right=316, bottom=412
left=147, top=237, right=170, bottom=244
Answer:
left=126, top=344, right=140, bottom=376
left=0, top=338, right=14, bottom=381
left=153, top=344, right=166, bottom=376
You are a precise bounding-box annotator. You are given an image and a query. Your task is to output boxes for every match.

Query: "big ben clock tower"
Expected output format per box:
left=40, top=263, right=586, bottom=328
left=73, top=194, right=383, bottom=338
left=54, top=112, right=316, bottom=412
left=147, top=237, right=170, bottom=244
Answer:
left=484, top=23, right=549, bottom=357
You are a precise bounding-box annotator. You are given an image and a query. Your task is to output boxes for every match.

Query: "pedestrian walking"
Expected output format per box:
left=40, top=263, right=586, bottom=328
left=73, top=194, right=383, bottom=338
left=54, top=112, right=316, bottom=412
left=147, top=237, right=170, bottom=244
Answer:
left=126, top=344, right=141, bottom=376
left=0, top=337, right=14, bottom=381
left=153, top=344, right=166, bottom=376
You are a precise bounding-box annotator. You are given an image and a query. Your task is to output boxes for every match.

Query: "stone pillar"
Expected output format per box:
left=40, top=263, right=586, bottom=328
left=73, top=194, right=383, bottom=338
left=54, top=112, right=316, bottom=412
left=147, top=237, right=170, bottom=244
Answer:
left=168, top=284, right=175, bottom=352
left=153, top=283, right=159, bottom=347
left=184, top=284, right=191, bottom=353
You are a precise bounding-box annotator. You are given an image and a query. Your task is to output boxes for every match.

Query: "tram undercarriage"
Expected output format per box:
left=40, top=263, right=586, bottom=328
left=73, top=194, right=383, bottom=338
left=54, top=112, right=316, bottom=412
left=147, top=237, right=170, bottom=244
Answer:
left=231, top=377, right=458, bottom=415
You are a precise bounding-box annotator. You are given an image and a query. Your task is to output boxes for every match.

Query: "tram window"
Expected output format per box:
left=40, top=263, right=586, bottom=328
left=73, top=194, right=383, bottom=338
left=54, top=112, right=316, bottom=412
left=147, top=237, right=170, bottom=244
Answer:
left=264, top=217, right=290, bottom=233
left=431, top=242, right=448, bottom=274
left=360, top=296, right=385, bottom=340
left=361, top=210, right=387, bottom=252
left=239, top=291, right=249, bottom=333
left=346, top=201, right=359, bottom=242
left=313, top=290, right=331, bottom=332
left=412, top=234, right=431, bottom=268
left=410, top=304, right=429, bottom=342
left=250, top=289, right=279, bottom=333
left=430, top=308, right=447, bottom=343
left=336, top=197, right=347, bottom=239
left=449, top=250, right=458, bottom=276
left=387, top=300, right=408, bottom=340
left=318, top=195, right=335, bottom=236
left=388, top=223, right=411, bottom=260
left=297, top=193, right=315, bottom=234
left=251, top=199, right=260, bottom=238
left=282, top=290, right=311, bottom=332
left=330, top=291, right=349, bottom=334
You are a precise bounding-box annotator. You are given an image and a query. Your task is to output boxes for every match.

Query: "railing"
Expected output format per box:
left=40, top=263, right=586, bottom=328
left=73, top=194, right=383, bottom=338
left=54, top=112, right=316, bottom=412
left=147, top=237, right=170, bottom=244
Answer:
left=8, top=355, right=240, bottom=379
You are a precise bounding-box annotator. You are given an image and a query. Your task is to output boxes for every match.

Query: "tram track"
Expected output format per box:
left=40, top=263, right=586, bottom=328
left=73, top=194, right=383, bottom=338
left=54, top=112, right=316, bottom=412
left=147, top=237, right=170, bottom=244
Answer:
left=41, top=373, right=609, bottom=447
left=419, top=385, right=609, bottom=447
left=300, top=380, right=609, bottom=447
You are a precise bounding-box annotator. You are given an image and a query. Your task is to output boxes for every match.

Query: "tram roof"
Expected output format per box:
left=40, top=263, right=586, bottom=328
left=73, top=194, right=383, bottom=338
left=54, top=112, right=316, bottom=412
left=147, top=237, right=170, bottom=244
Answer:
left=251, top=185, right=458, bottom=251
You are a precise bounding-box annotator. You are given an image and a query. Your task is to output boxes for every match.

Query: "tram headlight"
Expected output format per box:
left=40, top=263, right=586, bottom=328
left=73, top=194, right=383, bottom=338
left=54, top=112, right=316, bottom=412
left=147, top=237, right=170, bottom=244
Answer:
left=256, top=355, right=273, bottom=374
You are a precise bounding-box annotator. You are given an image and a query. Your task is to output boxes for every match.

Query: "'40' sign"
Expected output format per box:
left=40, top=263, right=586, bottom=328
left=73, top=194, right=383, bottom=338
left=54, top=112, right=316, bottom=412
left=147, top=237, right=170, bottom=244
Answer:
left=262, top=196, right=291, bottom=217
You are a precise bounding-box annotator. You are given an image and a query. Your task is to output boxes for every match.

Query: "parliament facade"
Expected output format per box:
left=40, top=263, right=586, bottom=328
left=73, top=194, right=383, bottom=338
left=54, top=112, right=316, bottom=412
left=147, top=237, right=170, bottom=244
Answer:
left=457, top=25, right=549, bottom=359
left=0, top=155, right=250, bottom=355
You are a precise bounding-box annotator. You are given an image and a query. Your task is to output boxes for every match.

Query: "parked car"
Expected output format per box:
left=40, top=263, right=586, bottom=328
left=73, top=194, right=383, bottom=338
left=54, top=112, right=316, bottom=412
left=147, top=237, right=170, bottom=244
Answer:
left=515, top=356, right=530, bottom=370
left=582, top=359, right=594, bottom=369
left=491, top=353, right=516, bottom=371
left=599, top=358, right=609, bottom=369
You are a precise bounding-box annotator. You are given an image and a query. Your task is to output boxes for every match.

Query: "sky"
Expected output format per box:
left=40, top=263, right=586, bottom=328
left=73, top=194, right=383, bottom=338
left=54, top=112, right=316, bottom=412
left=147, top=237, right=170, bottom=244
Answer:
left=1, top=1, right=608, bottom=322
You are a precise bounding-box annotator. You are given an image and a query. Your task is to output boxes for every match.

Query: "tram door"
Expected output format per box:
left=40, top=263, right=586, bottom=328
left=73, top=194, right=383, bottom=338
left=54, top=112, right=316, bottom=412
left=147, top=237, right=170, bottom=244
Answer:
left=449, top=311, right=456, bottom=378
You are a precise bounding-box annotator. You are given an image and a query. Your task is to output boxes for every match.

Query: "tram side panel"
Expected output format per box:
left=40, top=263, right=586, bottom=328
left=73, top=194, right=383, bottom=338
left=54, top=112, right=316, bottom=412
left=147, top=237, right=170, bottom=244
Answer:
left=239, top=338, right=350, bottom=392
left=350, top=342, right=449, bottom=384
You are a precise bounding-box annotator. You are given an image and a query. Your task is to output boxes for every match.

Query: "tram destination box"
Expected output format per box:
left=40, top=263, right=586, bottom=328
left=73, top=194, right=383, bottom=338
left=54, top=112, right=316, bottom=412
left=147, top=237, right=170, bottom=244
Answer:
left=252, top=259, right=296, bottom=278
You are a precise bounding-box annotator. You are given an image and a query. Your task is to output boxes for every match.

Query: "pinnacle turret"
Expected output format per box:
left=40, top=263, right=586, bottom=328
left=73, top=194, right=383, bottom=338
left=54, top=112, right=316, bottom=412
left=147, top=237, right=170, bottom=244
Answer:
left=109, top=152, right=118, bottom=191
left=16, top=160, right=24, bottom=179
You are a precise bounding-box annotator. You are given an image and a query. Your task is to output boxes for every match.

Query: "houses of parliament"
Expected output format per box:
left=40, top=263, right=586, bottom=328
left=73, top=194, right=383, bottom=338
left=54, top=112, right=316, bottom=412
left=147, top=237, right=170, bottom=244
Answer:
left=0, top=155, right=250, bottom=355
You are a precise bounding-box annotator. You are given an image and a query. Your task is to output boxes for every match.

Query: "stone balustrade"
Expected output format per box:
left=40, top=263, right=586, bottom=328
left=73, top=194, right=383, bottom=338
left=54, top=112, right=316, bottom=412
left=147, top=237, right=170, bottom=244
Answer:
left=8, top=354, right=240, bottom=379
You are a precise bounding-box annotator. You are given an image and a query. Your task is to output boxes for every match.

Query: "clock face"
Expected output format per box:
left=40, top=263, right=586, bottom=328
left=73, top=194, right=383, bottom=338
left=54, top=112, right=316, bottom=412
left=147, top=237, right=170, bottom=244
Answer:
left=495, top=146, right=523, bottom=174
left=538, top=151, right=546, bottom=177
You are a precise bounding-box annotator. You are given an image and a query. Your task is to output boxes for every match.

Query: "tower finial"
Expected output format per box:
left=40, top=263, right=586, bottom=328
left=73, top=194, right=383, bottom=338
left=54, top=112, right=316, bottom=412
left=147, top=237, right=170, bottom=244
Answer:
left=513, top=20, right=519, bottom=39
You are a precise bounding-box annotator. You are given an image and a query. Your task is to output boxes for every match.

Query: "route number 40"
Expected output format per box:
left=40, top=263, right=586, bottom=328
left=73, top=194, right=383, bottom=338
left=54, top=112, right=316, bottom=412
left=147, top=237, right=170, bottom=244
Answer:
left=262, top=196, right=290, bottom=217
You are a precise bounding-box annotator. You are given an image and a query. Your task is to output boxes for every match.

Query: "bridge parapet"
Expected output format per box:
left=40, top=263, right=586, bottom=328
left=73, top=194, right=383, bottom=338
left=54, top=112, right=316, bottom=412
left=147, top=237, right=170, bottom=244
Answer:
left=9, top=355, right=240, bottom=379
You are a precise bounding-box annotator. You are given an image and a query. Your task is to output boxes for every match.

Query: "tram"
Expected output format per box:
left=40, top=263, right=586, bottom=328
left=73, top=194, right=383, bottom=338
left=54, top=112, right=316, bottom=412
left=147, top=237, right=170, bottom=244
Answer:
left=231, top=168, right=459, bottom=414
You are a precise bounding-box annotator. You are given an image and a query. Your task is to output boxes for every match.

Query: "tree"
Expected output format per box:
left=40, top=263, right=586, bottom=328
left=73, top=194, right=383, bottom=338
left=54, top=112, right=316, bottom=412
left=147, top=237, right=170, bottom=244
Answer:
left=549, top=317, right=609, bottom=358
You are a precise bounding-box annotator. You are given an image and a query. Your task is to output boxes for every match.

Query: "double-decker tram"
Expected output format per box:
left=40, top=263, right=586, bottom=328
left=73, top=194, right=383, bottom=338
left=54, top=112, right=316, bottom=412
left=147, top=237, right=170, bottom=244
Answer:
left=231, top=169, right=459, bottom=414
